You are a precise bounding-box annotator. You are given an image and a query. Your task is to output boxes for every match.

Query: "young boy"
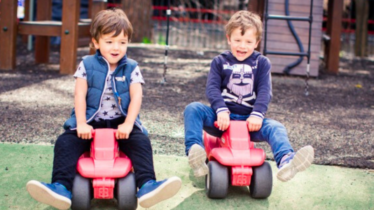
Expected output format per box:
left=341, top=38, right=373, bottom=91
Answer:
left=184, top=10, right=314, bottom=182
left=26, top=8, right=181, bottom=209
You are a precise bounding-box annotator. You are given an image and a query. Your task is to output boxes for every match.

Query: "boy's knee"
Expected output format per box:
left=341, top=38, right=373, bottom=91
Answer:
left=184, top=102, right=203, bottom=114
left=264, top=119, right=287, bottom=131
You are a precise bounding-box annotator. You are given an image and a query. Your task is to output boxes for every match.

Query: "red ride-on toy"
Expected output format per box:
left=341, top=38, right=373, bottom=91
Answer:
left=71, top=129, right=137, bottom=210
left=203, top=121, right=272, bottom=199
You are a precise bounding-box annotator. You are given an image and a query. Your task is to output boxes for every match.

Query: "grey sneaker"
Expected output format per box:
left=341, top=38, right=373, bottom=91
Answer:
left=188, top=144, right=208, bottom=177
left=277, top=145, right=314, bottom=182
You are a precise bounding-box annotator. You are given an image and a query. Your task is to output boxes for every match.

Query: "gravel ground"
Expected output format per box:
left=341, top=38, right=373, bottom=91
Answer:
left=1, top=39, right=373, bottom=169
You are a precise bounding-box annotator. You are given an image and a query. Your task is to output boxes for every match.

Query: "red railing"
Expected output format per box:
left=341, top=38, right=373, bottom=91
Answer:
left=109, top=3, right=374, bottom=35
left=108, top=3, right=234, bottom=24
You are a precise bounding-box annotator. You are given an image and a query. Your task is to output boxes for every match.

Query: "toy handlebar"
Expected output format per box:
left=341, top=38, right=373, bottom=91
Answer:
left=91, top=129, right=118, bottom=138
left=214, top=121, right=249, bottom=129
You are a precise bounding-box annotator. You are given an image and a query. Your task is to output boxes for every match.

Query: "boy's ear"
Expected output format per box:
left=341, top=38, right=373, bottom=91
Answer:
left=255, top=39, right=261, bottom=48
left=91, top=38, right=99, bottom=49
left=226, top=34, right=231, bottom=45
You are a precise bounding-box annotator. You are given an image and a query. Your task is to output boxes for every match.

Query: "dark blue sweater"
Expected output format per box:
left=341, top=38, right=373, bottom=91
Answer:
left=206, top=51, right=272, bottom=119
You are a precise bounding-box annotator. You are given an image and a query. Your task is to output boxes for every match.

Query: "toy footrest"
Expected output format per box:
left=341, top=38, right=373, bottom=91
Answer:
left=231, top=166, right=252, bottom=186
left=93, top=178, right=115, bottom=199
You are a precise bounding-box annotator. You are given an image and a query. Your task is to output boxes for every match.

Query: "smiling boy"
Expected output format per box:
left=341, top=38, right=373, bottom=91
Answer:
left=184, top=10, right=314, bottom=182
left=26, top=8, right=181, bottom=209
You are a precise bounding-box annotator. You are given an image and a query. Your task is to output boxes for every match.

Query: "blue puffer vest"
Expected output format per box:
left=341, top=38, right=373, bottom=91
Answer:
left=63, top=51, right=143, bottom=131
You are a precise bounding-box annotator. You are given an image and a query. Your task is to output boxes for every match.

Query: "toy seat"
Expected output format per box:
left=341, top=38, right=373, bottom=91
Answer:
left=76, top=128, right=132, bottom=199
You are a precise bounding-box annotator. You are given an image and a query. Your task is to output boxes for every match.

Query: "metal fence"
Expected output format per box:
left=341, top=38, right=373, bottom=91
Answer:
left=151, top=0, right=247, bottom=50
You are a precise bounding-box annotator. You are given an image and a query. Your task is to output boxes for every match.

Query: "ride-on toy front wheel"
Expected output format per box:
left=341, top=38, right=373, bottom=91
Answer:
left=204, top=121, right=272, bottom=199
left=73, top=129, right=135, bottom=209
left=249, top=162, right=273, bottom=199
left=116, top=172, right=137, bottom=210
left=205, top=161, right=229, bottom=199
left=71, top=174, right=92, bottom=210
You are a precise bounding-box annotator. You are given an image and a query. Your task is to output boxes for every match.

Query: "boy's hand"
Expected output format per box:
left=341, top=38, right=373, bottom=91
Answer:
left=246, top=116, right=263, bottom=132
left=217, top=111, right=230, bottom=131
left=77, top=123, right=93, bottom=139
left=116, top=123, right=133, bottom=139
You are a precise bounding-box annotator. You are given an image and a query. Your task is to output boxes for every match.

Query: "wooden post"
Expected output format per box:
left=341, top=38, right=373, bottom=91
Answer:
left=34, top=0, right=52, bottom=64
left=90, top=0, right=107, bottom=18
left=0, top=0, right=18, bottom=70
left=247, top=0, right=264, bottom=52
left=89, top=0, right=107, bottom=54
left=22, top=0, right=30, bottom=43
left=60, top=0, right=80, bottom=74
left=324, top=0, right=342, bottom=74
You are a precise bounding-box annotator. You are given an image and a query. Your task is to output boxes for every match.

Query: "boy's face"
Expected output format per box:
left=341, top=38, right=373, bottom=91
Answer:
left=92, top=30, right=128, bottom=70
left=227, top=27, right=260, bottom=61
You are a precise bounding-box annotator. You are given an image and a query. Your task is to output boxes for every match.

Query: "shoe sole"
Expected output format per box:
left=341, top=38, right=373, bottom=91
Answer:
left=277, top=145, right=314, bottom=182
left=188, top=144, right=208, bottom=177
left=138, top=176, right=182, bottom=208
left=26, top=180, right=71, bottom=210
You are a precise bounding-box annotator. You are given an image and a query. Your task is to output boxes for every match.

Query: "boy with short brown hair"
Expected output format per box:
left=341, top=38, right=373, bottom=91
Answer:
left=26, top=8, right=181, bottom=209
left=184, top=10, right=314, bottom=182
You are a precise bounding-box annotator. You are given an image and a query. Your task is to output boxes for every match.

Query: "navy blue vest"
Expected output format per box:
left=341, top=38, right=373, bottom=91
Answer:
left=63, top=52, right=143, bottom=131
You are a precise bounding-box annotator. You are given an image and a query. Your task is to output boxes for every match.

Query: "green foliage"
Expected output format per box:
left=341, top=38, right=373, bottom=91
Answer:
left=142, top=37, right=151, bottom=44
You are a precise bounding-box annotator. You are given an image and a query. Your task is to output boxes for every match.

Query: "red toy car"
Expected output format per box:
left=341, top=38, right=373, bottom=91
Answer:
left=203, top=121, right=272, bottom=199
left=71, top=129, right=137, bottom=210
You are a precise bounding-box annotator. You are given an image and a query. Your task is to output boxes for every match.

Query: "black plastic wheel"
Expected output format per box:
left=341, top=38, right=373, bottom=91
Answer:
left=250, top=161, right=273, bottom=199
left=71, top=174, right=92, bottom=210
left=116, top=172, right=137, bottom=210
left=205, top=160, right=228, bottom=199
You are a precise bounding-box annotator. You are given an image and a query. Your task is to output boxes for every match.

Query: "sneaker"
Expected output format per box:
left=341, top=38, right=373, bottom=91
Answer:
left=137, top=177, right=182, bottom=208
left=26, top=180, right=72, bottom=210
left=188, top=144, right=208, bottom=177
left=277, top=145, right=314, bottom=182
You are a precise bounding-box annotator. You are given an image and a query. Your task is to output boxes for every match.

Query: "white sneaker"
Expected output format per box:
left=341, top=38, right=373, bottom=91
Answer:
left=277, top=145, right=314, bottom=182
left=188, top=144, right=208, bottom=177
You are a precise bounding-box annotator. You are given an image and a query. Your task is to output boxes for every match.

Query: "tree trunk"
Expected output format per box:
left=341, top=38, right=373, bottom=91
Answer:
left=354, top=0, right=368, bottom=57
left=121, top=0, right=153, bottom=43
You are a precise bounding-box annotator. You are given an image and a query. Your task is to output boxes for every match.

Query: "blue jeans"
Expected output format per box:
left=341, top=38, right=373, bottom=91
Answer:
left=184, top=102, right=294, bottom=166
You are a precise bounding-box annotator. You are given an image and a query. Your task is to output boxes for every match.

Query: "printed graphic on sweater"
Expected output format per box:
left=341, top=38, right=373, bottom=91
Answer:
left=223, top=63, right=256, bottom=107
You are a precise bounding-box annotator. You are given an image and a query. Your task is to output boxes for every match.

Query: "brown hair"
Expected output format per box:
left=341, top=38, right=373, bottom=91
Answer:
left=225, top=10, right=263, bottom=40
left=90, top=8, right=133, bottom=42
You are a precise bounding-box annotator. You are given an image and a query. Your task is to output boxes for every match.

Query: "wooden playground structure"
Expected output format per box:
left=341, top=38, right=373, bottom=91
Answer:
left=0, top=0, right=349, bottom=76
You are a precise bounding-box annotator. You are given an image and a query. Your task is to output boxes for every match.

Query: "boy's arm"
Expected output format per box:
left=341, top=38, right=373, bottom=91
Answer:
left=206, top=58, right=229, bottom=114
left=206, top=58, right=230, bottom=130
left=251, top=56, right=272, bottom=120
left=247, top=57, right=272, bottom=132
left=116, top=83, right=142, bottom=139
left=74, top=77, right=93, bottom=139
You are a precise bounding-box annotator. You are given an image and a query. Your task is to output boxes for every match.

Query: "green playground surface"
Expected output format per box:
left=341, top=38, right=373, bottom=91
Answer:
left=1, top=143, right=373, bottom=210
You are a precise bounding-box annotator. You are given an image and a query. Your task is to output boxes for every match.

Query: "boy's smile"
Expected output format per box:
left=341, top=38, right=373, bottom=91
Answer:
left=227, top=27, right=260, bottom=61
left=92, top=31, right=128, bottom=71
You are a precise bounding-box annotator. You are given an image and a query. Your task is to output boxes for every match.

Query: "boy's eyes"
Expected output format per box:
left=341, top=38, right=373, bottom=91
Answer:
left=104, top=41, right=127, bottom=44
left=234, top=40, right=252, bottom=43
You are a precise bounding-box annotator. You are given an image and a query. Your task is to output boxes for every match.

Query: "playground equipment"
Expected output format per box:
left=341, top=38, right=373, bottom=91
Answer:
left=263, top=0, right=314, bottom=95
left=71, top=129, right=137, bottom=210
left=203, top=121, right=272, bottom=199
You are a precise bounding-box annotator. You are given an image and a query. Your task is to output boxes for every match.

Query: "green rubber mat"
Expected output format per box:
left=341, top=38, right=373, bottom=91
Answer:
left=1, top=143, right=373, bottom=210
